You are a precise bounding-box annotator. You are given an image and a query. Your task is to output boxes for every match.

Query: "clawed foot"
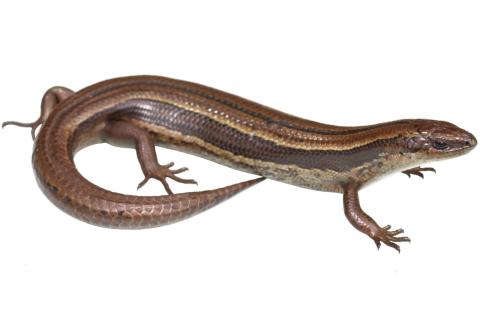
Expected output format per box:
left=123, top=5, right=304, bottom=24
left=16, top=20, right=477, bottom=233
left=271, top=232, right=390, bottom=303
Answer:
left=371, top=225, right=411, bottom=253
left=402, top=166, right=436, bottom=179
left=137, top=162, right=198, bottom=195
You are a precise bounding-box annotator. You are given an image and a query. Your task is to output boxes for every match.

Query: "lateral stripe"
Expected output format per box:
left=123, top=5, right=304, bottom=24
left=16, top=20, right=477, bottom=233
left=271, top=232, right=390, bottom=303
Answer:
left=113, top=99, right=398, bottom=171
left=61, top=76, right=412, bottom=151
left=65, top=75, right=411, bottom=136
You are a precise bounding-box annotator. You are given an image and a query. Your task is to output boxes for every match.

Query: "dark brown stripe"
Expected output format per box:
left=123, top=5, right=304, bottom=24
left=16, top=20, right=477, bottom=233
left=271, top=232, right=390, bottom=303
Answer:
left=110, top=99, right=399, bottom=172
left=64, top=76, right=405, bottom=136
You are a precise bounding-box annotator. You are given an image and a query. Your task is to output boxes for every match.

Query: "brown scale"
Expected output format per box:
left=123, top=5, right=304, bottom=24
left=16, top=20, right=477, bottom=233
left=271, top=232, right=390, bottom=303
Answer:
left=2, top=75, right=476, bottom=252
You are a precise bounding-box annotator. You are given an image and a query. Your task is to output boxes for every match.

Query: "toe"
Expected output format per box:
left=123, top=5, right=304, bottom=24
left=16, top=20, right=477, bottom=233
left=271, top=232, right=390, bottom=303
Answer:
left=389, top=228, right=404, bottom=236
left=159, top=178, right=173, bottom=195
left=384, top=241, right=401, bottom=253
left=393, top=236, right=410, bottom=242
left=137, top=176, right=151, bottom=190
left=164, top=162, right=175, bottom=168
left=171, top=167, right=188, bottom=174
left=169, top=175, right=198, bottom=185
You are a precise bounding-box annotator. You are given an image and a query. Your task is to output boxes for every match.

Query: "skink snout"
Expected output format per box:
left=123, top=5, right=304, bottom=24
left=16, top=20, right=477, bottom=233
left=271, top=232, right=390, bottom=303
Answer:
left=465, top=133, right=477, bottom=149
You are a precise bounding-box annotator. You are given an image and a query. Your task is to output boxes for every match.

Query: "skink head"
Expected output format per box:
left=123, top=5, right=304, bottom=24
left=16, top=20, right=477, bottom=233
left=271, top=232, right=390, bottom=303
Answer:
left=403, top=120, right=476, bottom=159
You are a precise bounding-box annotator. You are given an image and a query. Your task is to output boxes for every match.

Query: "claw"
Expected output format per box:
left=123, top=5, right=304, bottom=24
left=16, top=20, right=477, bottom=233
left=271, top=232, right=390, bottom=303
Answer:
left=413, top=171, right=424, bottom=179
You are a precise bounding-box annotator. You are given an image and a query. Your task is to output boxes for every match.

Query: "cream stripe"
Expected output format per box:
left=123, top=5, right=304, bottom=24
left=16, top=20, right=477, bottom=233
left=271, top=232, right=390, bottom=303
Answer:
left=67, top=90, right=404, bottom=151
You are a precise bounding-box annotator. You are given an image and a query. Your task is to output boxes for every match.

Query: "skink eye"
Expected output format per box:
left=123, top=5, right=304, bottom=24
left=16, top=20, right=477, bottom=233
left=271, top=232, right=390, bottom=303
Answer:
left=432, top=140, right=448, bottom=150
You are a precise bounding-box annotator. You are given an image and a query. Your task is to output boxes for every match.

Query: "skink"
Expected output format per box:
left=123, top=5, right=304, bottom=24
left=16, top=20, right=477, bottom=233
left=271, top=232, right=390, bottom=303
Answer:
left=3, top=75, right=476, bottom=251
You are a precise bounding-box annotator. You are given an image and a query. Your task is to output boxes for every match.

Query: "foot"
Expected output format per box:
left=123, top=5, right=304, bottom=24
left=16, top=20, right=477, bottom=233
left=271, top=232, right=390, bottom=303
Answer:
left=402, top=166, right=436, bottom=179
left=103, top=120, right=199, bottom=195
left=343, top=182, right=411, bottom=253
left=137, top=161, right=197, bottom=195
left=370, top=225, right=411, bottom=253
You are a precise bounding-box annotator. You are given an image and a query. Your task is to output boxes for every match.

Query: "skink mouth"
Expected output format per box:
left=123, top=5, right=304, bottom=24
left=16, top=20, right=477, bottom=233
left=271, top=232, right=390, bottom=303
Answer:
left=458, top=131, right=477, bottom=153
left=452, top=130, right=476, bottom=155
left=466, top=133, right=477, bottom=149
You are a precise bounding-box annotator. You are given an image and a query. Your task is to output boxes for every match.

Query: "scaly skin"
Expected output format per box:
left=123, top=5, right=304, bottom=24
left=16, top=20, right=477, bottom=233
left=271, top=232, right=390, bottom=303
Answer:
left=3, top=75, right=476, bottom=251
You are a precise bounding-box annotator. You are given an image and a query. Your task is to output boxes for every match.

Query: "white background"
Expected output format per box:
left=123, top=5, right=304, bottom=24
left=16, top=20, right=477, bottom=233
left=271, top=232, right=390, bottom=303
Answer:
left=0, top=1, right=479, bottom=319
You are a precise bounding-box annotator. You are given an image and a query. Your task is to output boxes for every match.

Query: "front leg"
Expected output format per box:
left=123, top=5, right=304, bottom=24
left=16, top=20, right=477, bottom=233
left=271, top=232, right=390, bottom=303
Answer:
left=342, top=182, right=410, bottom=252
left=402, top=166, right=436, bottom=179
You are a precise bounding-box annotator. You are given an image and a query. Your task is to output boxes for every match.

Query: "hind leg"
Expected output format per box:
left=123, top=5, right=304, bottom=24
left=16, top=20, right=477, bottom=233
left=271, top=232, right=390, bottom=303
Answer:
left=104, top=120, right=198, bottom=195
left=2, top=86, right=75, bottom=139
